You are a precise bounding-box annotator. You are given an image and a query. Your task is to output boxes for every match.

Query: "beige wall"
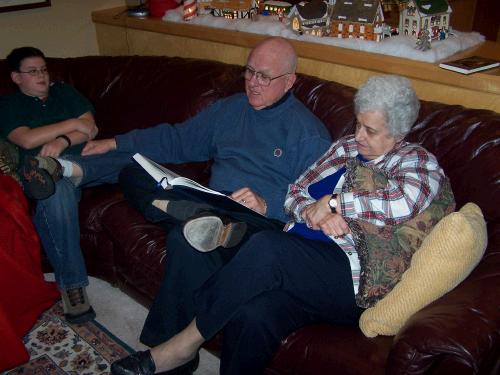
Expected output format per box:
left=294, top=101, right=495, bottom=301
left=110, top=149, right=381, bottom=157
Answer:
left=0, top=0, right=125, bottom=58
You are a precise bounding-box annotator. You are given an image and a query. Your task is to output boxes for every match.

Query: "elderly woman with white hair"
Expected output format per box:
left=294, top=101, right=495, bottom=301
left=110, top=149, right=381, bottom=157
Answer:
left=111, top=75, right=453, bottom=375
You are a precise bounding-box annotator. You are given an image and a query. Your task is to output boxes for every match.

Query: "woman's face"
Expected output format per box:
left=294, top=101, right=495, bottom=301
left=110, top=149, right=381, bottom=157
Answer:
left=355, top=110, right=398, bottom=160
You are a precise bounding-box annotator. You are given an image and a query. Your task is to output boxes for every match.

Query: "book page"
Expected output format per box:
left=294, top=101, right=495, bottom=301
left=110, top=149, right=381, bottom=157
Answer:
left=132, top=153, right=224, bottom=196
left=170, top=176, right=225, bottom=196
left=132, top=153, right=265, bottom=217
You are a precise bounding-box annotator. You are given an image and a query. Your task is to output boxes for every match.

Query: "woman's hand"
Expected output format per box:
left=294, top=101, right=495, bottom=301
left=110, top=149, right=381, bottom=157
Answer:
left=301, top=195, right=350, bottom=237
left=317, top=213, right=351, bottom=238
left=301, top=195, right=331, bottom=229
left=231, top=187, right=267, bottom=215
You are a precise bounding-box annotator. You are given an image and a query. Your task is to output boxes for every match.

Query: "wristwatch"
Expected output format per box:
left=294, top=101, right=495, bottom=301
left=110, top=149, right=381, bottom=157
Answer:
left=328, top=193, right=338, bottom=214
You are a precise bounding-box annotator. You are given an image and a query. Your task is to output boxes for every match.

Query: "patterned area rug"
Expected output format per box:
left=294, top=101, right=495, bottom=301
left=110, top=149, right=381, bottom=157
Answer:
left=3, top=301, right=133, bottom=375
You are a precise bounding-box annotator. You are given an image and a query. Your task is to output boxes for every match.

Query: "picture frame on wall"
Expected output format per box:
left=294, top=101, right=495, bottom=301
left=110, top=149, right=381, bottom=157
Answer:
left=0, top=0, right=51, bottom=13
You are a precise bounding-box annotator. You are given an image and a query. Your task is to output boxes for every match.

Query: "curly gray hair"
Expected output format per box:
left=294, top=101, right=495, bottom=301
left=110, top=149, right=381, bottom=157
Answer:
left=354, top=75, right=420, bottom=138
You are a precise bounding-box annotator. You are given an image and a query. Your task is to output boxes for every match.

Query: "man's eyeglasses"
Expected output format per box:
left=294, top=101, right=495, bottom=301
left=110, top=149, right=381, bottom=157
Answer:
left=17, top=67, right=49, bottom=76
left=244, top=66, right=290, bottom=87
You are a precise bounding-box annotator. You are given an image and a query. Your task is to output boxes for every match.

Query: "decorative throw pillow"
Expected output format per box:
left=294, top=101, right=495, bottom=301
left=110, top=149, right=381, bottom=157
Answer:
left=359, top=203, right=487, bottom=337
left=342, top=158, right=455, bottom=308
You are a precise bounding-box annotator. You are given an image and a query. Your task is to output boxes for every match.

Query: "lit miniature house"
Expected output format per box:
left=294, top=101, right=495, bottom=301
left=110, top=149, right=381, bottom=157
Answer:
left=208, top=0, right=258, bottom=18
left=198, top=0, right=214, bottom=14
left=399, top=0, right=451, bottom=40
left=288, top=0, right=335, bottom=37
left=330, top=0, right=386, bottom=42
left=260, top=0, right=293, bottom=19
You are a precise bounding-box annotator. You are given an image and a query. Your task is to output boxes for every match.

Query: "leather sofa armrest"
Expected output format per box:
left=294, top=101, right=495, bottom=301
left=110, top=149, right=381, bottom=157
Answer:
left=386, top=254, right=500, bottom=375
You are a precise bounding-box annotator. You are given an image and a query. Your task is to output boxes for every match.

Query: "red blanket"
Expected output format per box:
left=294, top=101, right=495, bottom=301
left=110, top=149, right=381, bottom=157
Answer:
left=0, top=175, right=59, bottom=371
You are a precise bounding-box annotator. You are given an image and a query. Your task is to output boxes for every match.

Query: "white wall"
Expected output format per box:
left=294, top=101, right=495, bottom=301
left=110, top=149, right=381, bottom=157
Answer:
left=0, top=0, right=125, bottom=58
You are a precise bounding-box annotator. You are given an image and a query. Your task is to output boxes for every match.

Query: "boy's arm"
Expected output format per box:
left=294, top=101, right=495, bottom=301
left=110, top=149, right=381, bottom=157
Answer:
left=7, top=111, right=97, bottom=156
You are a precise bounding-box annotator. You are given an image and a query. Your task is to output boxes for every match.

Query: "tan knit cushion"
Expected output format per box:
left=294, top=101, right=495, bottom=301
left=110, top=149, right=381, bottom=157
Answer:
left=359, top=203, right=487, bottom=337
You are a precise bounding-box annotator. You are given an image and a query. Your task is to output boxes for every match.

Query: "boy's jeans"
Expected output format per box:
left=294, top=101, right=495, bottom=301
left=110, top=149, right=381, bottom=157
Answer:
left=33, top=151, right=134, bottom=290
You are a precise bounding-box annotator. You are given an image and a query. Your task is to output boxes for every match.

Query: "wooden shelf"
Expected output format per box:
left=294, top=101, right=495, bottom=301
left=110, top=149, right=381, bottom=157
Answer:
left=92, top=7, right=500, bottom=113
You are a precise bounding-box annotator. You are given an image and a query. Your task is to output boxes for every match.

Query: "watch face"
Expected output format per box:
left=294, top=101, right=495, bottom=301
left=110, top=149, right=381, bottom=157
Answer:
left=329, top=197, right=337, bottom=212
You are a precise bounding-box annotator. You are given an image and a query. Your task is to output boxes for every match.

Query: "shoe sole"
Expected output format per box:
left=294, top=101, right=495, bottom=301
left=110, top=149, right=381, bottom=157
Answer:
left=183, top=216, right=247, bottom=252
left=21, top=157, right=56, bottom=200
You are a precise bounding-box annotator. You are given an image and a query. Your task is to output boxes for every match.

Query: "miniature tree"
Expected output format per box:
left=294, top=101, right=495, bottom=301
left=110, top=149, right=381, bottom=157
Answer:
left=415, top=28, right=431, bottom=51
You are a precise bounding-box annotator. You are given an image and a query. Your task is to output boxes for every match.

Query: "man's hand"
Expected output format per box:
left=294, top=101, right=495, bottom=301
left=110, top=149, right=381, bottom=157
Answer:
left=231, top=187, right=267, bottom=215
left=38, top=138, right=67, bottom=157
left=81, top=138, right=117, bottom=156
left=301, top=195, right=351, bottom=237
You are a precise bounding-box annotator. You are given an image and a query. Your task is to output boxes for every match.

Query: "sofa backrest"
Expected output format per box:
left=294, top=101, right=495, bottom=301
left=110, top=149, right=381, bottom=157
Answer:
left=0, top=56, right=244, bottom=139
left=1, top=55, right=498, bottom=251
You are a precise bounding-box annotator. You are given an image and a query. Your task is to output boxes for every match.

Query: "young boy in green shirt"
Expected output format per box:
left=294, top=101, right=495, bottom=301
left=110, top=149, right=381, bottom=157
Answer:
left=0, top=47, right=98, bottom=323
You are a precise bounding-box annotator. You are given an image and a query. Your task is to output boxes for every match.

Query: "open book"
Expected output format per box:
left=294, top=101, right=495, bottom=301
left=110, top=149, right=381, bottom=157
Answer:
left=133, top=153, right=264, bottom=217
left=133, top=153, right=225, bottom=196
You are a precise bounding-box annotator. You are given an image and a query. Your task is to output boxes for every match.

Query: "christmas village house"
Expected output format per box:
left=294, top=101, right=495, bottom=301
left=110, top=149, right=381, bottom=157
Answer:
left=288, top=0, right=335, bottom=37
left=330, top=0, right=386, bottom=42
left=259, top=0, right=293, bottom=20
left=399, top=0, right=452, bottom=40
left=207, top=0, right=258, bottom=18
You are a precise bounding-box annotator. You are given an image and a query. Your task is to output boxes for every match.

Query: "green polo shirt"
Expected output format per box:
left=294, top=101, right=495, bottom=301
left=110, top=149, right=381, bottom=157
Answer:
left=0, top=81, right=95, bottom=160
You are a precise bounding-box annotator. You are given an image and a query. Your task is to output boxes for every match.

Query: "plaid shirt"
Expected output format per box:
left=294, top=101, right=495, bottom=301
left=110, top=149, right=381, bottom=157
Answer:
left=284, top=135, right=446, bottom=293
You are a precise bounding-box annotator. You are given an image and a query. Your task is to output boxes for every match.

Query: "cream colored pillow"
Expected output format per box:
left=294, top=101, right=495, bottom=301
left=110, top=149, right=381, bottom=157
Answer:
left=359, top=203, right=487, bottom=338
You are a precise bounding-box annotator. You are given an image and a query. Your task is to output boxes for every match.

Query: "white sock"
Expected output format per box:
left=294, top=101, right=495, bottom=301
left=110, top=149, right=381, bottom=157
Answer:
left=57, top=158, right=74, bottom=177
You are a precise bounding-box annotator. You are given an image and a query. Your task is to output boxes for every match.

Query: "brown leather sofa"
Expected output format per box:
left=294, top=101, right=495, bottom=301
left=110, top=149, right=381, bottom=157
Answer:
left=1, top=55, right=499, bottom=375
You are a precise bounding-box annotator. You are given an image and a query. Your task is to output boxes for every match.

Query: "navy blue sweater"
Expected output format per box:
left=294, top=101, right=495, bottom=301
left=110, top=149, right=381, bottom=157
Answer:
left=116, top=93, right=331, bottom=222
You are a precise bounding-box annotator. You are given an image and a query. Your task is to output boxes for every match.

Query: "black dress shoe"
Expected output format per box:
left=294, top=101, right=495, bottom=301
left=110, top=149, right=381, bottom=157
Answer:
left=162, top=353, right=199, bottom=375
left=182, top=212, right=247, bottom=252
left=111, top=350, right=156, bottom=375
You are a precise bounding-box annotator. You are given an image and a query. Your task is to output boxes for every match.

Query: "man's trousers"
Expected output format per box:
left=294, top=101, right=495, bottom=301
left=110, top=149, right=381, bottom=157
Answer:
left=194, top=230, right=362, bottom=375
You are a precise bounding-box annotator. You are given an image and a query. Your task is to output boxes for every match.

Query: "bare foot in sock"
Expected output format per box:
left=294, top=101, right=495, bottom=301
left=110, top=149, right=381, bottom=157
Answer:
left=150, top=319, right=204, bottom=373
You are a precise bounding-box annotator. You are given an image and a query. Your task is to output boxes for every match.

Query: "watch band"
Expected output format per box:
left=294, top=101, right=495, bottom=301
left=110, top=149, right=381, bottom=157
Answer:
left=56, top=134, right=72, bottom=147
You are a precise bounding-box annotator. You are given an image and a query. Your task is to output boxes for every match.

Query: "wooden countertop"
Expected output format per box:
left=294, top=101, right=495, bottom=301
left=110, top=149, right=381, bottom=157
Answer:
left=92, top=6, right=500, bottom=98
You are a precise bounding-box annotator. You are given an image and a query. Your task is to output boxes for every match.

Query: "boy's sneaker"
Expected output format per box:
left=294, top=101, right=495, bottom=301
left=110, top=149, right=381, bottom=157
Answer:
left=21, top=156, right=63, bottom=200
left=61, top=287, right=96, bottom=324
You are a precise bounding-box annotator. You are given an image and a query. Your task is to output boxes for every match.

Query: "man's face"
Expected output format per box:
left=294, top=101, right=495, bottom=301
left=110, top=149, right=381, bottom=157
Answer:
left=245, top=48, right=295, bottom=110
left=11, top=56, right=50, bottom=99
left=355, top=110, right=398, bottom=160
